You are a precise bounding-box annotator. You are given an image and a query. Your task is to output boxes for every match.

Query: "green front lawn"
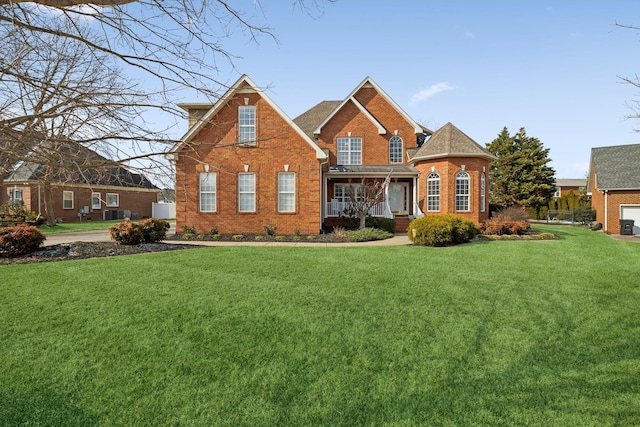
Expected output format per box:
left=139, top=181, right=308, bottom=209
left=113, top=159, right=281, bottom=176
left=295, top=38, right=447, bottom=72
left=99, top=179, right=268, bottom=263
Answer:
left=1, top=225, right=639, bottom=425
left=39, top=219, right=126, bottom=234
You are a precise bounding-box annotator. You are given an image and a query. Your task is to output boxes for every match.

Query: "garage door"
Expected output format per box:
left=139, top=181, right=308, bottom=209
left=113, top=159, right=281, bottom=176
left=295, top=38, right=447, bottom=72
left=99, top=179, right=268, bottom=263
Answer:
left=620, top=205, right=640, bottom=235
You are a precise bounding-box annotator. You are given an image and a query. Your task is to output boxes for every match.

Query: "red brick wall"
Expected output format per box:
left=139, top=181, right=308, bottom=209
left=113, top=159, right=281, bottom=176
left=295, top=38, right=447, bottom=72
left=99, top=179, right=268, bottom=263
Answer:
left=591, top=187, right=640, bottom=233
left=175, top=92, right=323, bottom=235
left=315, top=87, right=419, bottom=163
left=3, top=183, right=157, bottom=223
left=413, top=157, right=491, bottom=224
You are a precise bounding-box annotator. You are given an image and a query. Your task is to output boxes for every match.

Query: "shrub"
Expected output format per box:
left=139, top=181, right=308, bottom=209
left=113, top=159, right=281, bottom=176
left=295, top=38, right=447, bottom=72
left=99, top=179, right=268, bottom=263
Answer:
left=264, top=224, right=277, bottom=236
left=110, top=219, right=170, bottom=245
left=182, top=225, right=196, bottom=235
left=481, top=219, right=531, bottom=236
left=209, top=226, right=218, bottom=236
left=0, top=224, right=46, bottom=257
left=408, top=214, right=478, bottom=247
left=367, top=217, right=396, bottom=234
left=138, top=218, right=170, bottom=243
left=331, top=226, right=348, bottom=240
left=232, top=234, right=244, bottom=241
left=109, top=221, right=144, bottom=245
left=346, top=227, right=393, bottom=242
left=493, top=206, right=530, bottom=221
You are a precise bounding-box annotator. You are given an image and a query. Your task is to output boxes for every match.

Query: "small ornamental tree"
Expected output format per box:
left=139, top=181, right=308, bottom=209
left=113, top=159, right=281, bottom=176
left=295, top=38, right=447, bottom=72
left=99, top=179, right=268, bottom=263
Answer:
left=342, top=179, right=386, bottom=229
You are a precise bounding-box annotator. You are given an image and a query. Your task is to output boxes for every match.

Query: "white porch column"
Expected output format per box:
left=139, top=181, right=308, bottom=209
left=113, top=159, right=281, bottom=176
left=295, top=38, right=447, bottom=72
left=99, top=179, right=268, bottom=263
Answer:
left=413, top=176, right=418, bottom=216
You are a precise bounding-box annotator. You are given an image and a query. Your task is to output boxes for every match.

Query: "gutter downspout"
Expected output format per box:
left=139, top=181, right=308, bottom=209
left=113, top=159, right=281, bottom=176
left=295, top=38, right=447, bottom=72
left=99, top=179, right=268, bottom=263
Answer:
left=604, top=190, right=608, bottom=232
left=319, top=156, right=329, bottom=233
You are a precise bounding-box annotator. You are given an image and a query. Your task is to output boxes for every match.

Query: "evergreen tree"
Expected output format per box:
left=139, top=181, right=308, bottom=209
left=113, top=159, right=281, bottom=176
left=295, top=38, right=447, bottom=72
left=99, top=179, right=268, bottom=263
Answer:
left=486, top=127, right=556, bottom=216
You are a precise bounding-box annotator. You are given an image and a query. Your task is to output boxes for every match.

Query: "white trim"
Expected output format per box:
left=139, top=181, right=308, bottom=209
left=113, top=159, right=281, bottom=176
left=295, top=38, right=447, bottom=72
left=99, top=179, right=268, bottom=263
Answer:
left=314, top=96, right=386, bottom=135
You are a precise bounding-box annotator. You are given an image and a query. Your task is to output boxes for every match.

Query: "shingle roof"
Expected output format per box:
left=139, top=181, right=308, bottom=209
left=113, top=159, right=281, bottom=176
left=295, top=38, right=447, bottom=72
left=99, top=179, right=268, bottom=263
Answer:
left=590, top=144, right=640, bottom=190
left=5, top=143, right=158, bottom=189
left=293, top=101, right=341, bottom=140
left=409, top=122, right=496, bottom=162
left=327, top=164, right=418, bottom=176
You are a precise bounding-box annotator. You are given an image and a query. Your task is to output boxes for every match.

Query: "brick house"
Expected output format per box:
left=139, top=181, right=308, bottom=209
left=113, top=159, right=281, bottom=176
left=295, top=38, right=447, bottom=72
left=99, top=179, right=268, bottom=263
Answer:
left=2, top=144, right=159, bottom=223
left=588, top=144, right=640, bottom=235
left=169, top=75, right=495, bottom=235
left=554, top=178, right=587, bottom=198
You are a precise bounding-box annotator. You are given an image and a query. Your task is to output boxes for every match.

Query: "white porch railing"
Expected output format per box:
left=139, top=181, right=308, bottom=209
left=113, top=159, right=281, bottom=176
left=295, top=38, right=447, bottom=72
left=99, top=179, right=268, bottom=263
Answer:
left=325, top=200, right=393, bottom=218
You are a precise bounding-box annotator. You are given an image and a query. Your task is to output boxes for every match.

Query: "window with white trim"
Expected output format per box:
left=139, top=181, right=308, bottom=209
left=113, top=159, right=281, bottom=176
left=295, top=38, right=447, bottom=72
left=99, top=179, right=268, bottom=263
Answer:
left=9, top=189, right=23, bottom=202
left=334, top=183, right=363, bottom=203
left=278, top=172, right=296, bottom=213
left=389, top=135, right=403, bottom=163
left=238, top=172, right=256, bottom=212
left=481, top=173, right=486, bottom=213
left=106, top=193, right=119, bottom=207
left=63, top=191, right=74, bottom=209
left=92, top=192, right=101, bottom=210
left=455, top=171, right=470, bottom=212
left=200, top=172, right=217, bottom=212
left=337, top=137, right=362, bottom=165
left=238, top=105, right=256, bottom=145
left=427, top=173, right=440, bottom=212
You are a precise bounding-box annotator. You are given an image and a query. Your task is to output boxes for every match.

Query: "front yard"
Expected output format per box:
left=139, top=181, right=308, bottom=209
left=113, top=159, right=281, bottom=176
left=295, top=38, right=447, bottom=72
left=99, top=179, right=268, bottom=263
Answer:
left=1, top=225, right=639, bottom=425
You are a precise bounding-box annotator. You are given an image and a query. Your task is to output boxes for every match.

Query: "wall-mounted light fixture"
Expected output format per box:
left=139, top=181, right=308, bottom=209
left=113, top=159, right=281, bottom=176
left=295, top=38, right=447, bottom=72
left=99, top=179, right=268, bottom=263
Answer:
left=244, top=164, right=250, bottom=172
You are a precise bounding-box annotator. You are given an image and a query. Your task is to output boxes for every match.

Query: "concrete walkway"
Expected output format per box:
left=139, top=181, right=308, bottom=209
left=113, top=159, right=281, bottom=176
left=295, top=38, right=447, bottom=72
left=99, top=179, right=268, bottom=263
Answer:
left=42, top=225, right=413, bottom=247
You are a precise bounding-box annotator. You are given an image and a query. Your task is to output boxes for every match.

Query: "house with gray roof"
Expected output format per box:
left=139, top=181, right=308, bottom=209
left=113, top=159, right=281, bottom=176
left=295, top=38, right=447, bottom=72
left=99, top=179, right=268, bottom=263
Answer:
left=170, top=75, right=496, bottom=235
left=2, top=142, right=160, bottom=223
left=587, top=143, right=640, bottom=234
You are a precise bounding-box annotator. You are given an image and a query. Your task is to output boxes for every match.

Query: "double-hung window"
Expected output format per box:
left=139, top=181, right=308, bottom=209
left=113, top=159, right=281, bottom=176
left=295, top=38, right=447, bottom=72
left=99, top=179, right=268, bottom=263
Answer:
left=92, top=192, right=101, bottom=210
left=238, top=172, right=256, bottom=212
left=389, top=135, right=403, bottom=163
left=337, top=137, right=362, bottom=165
left=427, top=172, right=440, bottom=211
left=63, top=191, right=74, bottom=209
left=455, top=171, right=470, bottom=212
left=200, top=172, right=217, bottom=212
left=334, top=183, right=363, bottom=203
left=278, top=172, right=296, bottom=213
left=9, top=189, right=23, bottom=202
left=106, top=193, right=119, bottom=208
left=238, top=105, right=256, bottom=145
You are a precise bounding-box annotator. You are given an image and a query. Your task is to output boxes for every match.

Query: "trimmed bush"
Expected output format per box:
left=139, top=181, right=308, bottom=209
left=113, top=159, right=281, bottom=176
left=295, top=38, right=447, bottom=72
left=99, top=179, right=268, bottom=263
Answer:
left=0, top=224, right=46, bottom=257
left=367, top=217, right=396, bottom=234
left=109, top=221, right=144, bottom=245
left=138, top=218, right=170, bottom=243
left=408, top=214, right=478, bottom=247
left=345, top=227, right=393, bottom=242
left=481, top=219, right=530, bottom=236
left=110, top=219, right=170, bottom=245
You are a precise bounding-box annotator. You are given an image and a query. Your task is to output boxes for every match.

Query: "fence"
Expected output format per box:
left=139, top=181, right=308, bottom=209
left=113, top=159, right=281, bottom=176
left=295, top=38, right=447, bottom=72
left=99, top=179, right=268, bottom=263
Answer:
left=547, top=209, right=595, bottom=225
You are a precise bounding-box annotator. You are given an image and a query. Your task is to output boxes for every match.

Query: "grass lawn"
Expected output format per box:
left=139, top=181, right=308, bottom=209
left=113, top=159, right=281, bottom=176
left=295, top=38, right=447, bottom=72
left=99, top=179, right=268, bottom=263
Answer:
left=1, top=225, right=639, bottom=425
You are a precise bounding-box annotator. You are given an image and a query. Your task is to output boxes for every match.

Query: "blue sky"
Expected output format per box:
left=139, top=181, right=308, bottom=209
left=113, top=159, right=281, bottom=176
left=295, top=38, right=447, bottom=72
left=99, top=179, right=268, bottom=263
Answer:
left=172, top=1, right=640, bottom=179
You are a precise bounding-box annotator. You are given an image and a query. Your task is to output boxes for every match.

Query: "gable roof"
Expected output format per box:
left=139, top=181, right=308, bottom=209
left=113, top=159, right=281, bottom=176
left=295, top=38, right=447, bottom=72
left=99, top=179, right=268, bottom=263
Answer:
left=293, top=100, right=341, bottom=140
left=310, top=77, right=424, bottom=136
left=556, top=178, right=586, bottom=188
left=409, top=122, right=496, bottom=162
left=5, top=142, right=157, bottom=189
left=589, top=144, right=640, bottom=190
left=170, top=75, right=327, bottom=160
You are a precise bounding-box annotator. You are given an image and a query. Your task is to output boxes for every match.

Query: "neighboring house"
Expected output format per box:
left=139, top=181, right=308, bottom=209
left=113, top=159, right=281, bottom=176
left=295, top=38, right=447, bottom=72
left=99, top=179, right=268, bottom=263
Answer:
left=169, top=75, right=495, bottom=235
left=588, top=143, right=640, bottom=235
left=2, top=144, right=160, bottom=223
left=554, top=178, right=587, bottom=198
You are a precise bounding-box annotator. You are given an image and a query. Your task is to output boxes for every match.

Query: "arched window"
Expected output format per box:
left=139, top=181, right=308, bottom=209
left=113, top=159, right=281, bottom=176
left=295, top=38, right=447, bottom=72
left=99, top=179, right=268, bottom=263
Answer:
left=427, top=172, right=440, bottom=211
left=480, top=173, right=486, bottom=213
left=389, top=135, right=403, bottom=163
left=455, top=171, right=470, bottom=212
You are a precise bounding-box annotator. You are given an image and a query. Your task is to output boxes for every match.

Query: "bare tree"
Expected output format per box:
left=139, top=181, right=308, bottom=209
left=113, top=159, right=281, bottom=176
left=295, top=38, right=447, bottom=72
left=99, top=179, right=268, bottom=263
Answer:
left=341, top=179, right=386, bottom=229
left=616, top=22, right=640, bottom=130
left=1, top=20, right=166, bottom=224
left=0, top=0, right=335, bottom=193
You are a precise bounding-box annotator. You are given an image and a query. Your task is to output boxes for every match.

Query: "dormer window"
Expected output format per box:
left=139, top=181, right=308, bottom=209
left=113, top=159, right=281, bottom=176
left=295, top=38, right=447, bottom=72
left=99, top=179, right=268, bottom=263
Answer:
left=389, top=135, right=403, bottom=163
left=238, top=105, right=255, bottom=145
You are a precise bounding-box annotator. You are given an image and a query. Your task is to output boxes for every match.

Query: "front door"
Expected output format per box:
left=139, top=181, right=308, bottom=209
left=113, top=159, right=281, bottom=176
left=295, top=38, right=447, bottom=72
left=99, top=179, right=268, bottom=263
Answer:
left=388, top=183, right=409, bottom=214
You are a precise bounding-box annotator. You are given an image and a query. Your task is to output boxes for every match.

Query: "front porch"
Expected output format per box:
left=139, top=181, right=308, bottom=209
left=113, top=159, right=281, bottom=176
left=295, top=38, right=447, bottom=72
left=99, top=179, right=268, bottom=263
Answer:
left=322, top=165, right=423, bottom=233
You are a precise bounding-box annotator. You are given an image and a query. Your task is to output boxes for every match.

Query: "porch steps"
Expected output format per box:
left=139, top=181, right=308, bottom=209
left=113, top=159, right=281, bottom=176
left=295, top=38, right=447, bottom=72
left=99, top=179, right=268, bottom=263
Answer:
left=394, top=215, right=412, bottom=234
